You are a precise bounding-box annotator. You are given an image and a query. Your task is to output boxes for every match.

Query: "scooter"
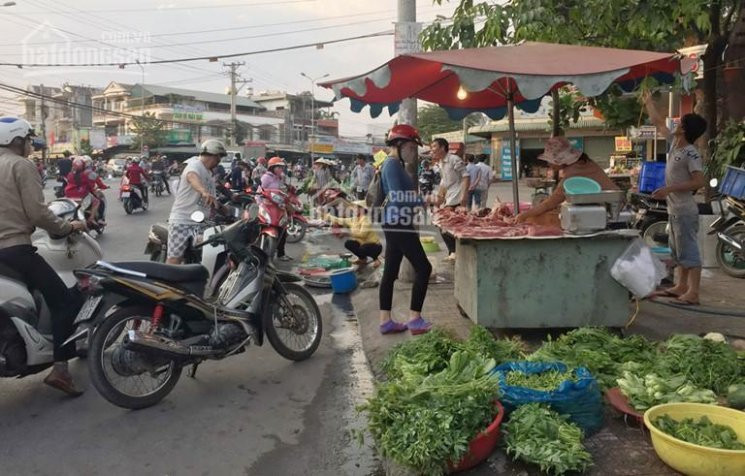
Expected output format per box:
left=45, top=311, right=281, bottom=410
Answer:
left=151, top=170, right=166, bottom=197
left=70, top=208, right=322, bottom=409
left=285, top=186, right=308, bottom=244
left=708, top=178, right=745, bottom=278
left=120, top=177, right=148, bottom=215
left=0, top=196, right=102, bottom=377
left=629, top=192, right=670, bottom=247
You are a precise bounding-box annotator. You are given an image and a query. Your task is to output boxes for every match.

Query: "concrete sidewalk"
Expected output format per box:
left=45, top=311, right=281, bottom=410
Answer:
left=349, top=242, right=745, bottom=475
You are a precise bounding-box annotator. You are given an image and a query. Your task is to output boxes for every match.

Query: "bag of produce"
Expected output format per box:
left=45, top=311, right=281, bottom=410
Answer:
left=493, top=361, right=604, bottom=434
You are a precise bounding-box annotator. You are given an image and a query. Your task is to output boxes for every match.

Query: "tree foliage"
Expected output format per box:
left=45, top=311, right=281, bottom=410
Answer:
left=417, top=104, right=462, bottom=142
left=421, top=0, right=743, bottom=136
left=129, top=112, right=167, bottom=148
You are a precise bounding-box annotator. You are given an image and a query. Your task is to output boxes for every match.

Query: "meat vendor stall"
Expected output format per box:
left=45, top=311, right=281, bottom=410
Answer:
left=320, top=42, right=693, bottom=329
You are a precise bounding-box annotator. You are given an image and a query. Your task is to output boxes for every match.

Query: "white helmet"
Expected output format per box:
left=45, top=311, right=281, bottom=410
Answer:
left=82, top=155, right=93, bottom=166
left=199, top=139, right=227, bottom=157
left=0, top=117, right=35, bottom=146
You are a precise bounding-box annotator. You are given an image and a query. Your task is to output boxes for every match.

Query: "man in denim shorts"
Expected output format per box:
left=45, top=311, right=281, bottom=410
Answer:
left=644, top=94, right=708, bottom=305
left=166, top=139, right=224, bottom=264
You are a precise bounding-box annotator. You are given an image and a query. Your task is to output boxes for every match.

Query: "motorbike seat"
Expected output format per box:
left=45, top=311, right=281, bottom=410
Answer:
left=151, top=223, right=169, bottom=243
left=110, top=261, right=208, bottom=284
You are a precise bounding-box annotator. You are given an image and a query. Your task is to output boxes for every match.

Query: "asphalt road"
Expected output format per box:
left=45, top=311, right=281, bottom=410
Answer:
left=0, top=178, right=381, bottom=476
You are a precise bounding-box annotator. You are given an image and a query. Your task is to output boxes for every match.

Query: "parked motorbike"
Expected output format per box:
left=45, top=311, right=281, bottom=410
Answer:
left=0, top=196, right=102, bottom=378
left=72, top=208, right=322, bottom=409
left=708, top=178, right=745, bottom=278
left=629, top=192, right=670, bottom=247
left=151, top=170, right=166, bottom=197
left=121, top=177, right=148, bottom=215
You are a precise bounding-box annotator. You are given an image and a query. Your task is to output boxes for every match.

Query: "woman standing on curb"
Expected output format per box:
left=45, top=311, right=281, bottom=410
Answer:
left=377, top=124, right=432, bottom=335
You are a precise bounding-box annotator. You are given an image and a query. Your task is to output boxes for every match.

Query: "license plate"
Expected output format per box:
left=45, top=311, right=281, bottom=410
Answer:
left=121, top=192, right=130, bottom=198
left=74, top=295, right=103, bottom=324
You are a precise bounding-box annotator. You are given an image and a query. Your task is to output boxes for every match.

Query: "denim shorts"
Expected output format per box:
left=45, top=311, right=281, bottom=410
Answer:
left=669, top=214, right=701, bottom=268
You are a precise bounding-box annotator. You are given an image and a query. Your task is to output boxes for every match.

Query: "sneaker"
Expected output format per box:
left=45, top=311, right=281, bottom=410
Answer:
left=278, top=255, right=294, bottom=262
left=379, top=320, right=407, bottom=335
left=444, top=253, right=456, bottom=262
left=407, top=317, right=432, bottom=335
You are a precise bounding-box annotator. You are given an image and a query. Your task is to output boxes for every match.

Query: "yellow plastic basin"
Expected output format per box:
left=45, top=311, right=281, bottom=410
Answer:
left=420, top=236, right=440, bottom=253
left=643, top=403, right=745, bottom=476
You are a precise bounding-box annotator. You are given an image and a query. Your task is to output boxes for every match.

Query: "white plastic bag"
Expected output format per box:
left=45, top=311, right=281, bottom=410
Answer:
left=610, top=239, right=667, bottom=298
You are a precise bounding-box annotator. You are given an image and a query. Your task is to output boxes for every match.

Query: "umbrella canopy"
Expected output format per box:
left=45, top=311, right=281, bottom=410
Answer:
left=320, top=42, right=689, bottom=120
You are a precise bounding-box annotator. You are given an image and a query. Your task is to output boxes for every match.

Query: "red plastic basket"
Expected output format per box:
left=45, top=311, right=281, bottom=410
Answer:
left=449, top=401, right=505, bottom=473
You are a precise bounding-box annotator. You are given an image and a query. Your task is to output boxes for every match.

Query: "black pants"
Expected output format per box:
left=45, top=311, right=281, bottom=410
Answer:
left=160, top=174, right=171, bottom=194
left=354, top=190, right=366, bottom=200
left=345, top=240, right=382, bottom=261
left=379, top=225, right=432, bottom=313
left=135, top=183, right=148, bottom=203
left=277, top=229, right=288, bottom=257
left=441, top=231, right=456, bottom=254
left=0, top=245, right=80, bottom=361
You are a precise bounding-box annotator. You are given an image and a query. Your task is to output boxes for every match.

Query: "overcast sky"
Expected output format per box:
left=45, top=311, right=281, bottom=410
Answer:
left=0, top=0, right=457, bottom=137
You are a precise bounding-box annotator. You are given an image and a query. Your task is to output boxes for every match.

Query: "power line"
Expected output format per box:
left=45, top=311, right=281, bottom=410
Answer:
left=1, top=0, right=318, bottom=14
left=0, top=30, right=394, bottom=67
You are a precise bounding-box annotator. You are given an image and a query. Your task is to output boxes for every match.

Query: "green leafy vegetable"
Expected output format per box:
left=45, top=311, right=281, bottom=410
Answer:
left=653, top=414, right=745, bottom=450
left=505, top=369, right=578, bottom=391
left=529, top=328, right=657, bottom=390
left=503, top=403, right=593, bottom=475
left=657, top=335, right=742, bottom=396
left=617, top=371, right=717, bottom=411
left=463, top=325, right=525, bottom=363
left=364, top=351, right=500, bottom=475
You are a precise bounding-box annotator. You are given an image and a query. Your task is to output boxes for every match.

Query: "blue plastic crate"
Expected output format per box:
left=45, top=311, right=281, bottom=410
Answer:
left=638, top=161, right=666, bottom=193
left=720, top=166, right=745, bottom=200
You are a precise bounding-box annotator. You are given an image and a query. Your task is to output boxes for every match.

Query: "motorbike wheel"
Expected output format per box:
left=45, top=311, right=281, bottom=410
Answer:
left=88, top=308, right=182, bottom=410
left=285, top=219, right=307, bottom=243
left=716, top=225, right=745, bottom=278
left=642, top=220, right=669, bottom=248
left=265, top=283, right=322, bottom=361
left=123, top=199, right=133, bottom=215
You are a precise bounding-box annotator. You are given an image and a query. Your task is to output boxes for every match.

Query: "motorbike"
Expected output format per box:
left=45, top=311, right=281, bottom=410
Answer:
left=0, top=196, right=102, bottom=378
left=708, top=178, right=745, bottom=278
left=54, top=176, right=67, bottom=199
left=121, top=177, right=148, bottom=215
left=70, top=208, right=322, bottom=409
left=629, top=192, right=670, bottom=247
left=151, top=170, right=166, bottom=197
left=285, top=186, right=308, bottom=244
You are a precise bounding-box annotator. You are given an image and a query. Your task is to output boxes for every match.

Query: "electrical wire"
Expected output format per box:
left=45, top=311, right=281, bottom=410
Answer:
left=3, top=0, right=318, bottom=14
left=0, top=30, right=394, bottom=67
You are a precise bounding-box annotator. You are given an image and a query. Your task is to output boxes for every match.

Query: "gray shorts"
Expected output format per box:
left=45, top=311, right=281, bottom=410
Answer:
left=167, top=223, right=201, bottom=259
left=669, top=214, right=701, bottom=268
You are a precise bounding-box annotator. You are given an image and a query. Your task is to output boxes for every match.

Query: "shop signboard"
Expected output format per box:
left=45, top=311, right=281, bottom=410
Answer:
left=615, top=136, right=632, bottom=152
left=638, top=125, right=657, bottom=139
left=166, top=129, right=192, bottom=144
left=172, top=104, right=205, bottom=122
left=500, top=140, right=520, bottom=181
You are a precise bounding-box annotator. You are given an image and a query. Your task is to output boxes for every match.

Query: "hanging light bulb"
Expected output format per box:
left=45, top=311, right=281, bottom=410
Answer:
left=456, top=86, right=468, bottom=100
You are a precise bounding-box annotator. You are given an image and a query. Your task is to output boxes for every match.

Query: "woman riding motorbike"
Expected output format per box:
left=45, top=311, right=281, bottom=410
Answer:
left=261, top=157, right=294, bottom=261
left=64, top=157, right=104, bottom=227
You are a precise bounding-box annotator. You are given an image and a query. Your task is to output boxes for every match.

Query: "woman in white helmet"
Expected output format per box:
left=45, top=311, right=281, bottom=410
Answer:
left=0, top=117, right=87, bottom=395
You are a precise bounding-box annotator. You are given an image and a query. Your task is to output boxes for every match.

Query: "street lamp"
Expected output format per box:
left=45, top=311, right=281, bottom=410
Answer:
left=300, top=72, right=329, bottom=161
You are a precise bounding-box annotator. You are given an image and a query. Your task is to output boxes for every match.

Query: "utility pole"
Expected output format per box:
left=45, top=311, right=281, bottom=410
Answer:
left=300, top=72, right=329, bottom=162
left=40, top=84, right=47, bottom=161
left=224, top=61, right=252, bottom=146
left=136, top=60, right=145, bottom=156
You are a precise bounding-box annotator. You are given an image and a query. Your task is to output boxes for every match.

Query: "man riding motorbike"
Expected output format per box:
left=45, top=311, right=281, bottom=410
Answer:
left=83, top=155, right=108, bottom=223
left=0, top=117, right=87, bottom=396
left=125, top=158, right=150, bottom=205
left=252, top=157, right=267, bottom=187
left=151, top=154, right=171, bottom=194
left=65, top=157, right=104, bottom=227
left=261, top=156, right=293, bottom=261
left=166, top=139, right=224, bottom=265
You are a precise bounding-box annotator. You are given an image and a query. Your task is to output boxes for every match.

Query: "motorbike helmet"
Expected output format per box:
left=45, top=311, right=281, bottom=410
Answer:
left=0, top=117, right=35, bottom=146
left=72, top=157, right=86, bottom=171
left=199, top=139, right=227, bottom=157
left=267, top=156, right=285, bottom=169
left=385, top=124, right=422, bottom=146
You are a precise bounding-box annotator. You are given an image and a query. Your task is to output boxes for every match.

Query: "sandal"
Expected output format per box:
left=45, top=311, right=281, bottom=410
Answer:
left=407, top=317, right=432, bottom=335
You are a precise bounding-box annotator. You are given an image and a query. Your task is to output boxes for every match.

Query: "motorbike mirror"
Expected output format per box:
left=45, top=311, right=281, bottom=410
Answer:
left=709, top=178, right=719, bottom=188
left=190, top=210, right=206, bottom=223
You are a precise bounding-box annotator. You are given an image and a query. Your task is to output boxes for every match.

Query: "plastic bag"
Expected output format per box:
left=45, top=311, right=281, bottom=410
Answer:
left=493, top=361, right=604, bottom=435
left=610, top=238, right=666, bottom=298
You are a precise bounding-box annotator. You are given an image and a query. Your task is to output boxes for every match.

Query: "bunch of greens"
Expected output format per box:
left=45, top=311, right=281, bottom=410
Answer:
left=380, top=326, right=523, bottom=380
left=364, top=351, right=500, bottom=475
left=617, top=371, right=717, bottom=411
left=505, top=369, right=578, bottom=391
left=379, top=329, right=461, bottom=380
left=463, top=325, right=525, bottom=363
left=529, top=328, right=657, bottom=389
left=503, top=403, right=593, bottom=475
left=657, top=335, right=742, bottom=396
left=653, top=415, right=745, bottom=450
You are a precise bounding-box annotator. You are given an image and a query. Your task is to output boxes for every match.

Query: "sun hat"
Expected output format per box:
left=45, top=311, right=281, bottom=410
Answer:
left=538, top=137, right=582, bottom=166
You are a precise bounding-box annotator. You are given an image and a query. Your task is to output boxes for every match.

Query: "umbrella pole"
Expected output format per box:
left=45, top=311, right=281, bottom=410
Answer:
left=507, top=95, right=520, bottom=211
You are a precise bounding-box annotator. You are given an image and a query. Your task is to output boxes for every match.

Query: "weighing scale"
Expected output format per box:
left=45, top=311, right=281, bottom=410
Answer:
left=560, top=190, right=632, bottom=234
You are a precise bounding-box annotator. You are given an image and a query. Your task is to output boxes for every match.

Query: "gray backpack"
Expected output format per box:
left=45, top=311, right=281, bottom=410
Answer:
left=365, top=166, right=386, bottom=208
